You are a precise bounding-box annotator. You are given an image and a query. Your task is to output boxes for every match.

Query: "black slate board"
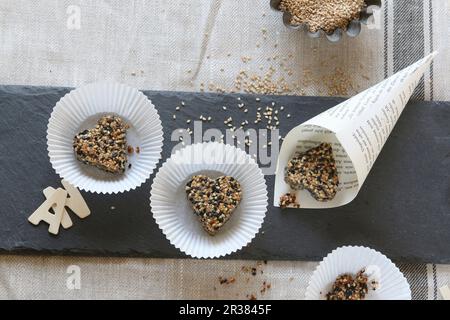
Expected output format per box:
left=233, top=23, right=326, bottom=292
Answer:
left=0, top=85, right=449, bottom=263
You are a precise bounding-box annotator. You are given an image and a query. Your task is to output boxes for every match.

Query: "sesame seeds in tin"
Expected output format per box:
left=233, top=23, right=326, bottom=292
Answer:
left=278, top=0, right=366, bottom=34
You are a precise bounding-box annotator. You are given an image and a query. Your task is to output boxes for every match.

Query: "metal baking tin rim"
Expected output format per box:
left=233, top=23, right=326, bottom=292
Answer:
left=270, top=0, right=382, bottom=43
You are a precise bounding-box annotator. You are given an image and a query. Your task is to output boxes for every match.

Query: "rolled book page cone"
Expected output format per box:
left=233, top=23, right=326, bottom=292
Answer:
left=274, top=52, right=437, bottom=209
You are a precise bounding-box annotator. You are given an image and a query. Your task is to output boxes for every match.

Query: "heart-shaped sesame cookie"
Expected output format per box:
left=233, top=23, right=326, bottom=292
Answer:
left=285, top=143, right=339, bottom=201
left=185, top=175, right=242, bottom=236
left=73, top=115, right=129, bottom=174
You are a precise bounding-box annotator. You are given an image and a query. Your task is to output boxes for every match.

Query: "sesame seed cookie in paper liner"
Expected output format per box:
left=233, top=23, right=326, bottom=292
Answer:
left=47, top=82, right=163, bottom=194
left=305, top=246, right=411, bottom=300
left=274, top=52, right=437, bottom=209
left=150, top=142, right=268, bottom=259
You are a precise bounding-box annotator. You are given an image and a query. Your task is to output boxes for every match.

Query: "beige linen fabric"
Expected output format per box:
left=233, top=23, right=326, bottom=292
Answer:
left=0, top=256, right=316, bottom=299
left=0, top=0, right=449, bottom=299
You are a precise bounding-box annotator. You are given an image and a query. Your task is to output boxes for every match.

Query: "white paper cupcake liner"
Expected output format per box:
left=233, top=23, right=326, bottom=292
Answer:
left=306, top=246, right=411, bottom=300
left=150, top=142, right=268, bottom=259
left=47, top=82, right=163, bottom=194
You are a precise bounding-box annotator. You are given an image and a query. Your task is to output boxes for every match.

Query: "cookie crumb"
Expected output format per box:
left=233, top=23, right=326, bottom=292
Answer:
left=280, top=193, right=300, bottom=209
left=219, top=276, right=236, bottom=285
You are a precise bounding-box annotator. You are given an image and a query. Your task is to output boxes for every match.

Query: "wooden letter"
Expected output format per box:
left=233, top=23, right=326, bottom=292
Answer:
left=43, top=187, right=73, bottom=229
left=61, top=179, right=91, bottom=219
left=28, top=188, right=67, bottom=235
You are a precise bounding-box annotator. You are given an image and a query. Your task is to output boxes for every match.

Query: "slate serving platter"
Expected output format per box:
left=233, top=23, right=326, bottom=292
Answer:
left=0, top=85, right=449, bottom=263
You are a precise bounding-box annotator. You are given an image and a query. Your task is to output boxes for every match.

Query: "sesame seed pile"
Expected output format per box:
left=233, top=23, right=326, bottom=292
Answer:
left=186, top=175, right=242, bottom=236
left=199, top=58, right=362, bottom=97
left=73, top=115, right=129, bottom=174
left=235, top=67, right=292, bottom=95
left=279, top=0, right=366, bottom=33
left=285, top=143, right=339, bottom=201
left=323, top=67, right=355, bottom=96
left=184, top=14, right=370, bottom=97
left=326, top=269, right=373, bottom=300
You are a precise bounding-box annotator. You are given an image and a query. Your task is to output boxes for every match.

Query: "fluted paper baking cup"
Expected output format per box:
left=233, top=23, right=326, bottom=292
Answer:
left=150, top=142, right=268, bottom=259
left=305, top=246, right=411, bottom=300
left=47, top=82, right=163, bottom=194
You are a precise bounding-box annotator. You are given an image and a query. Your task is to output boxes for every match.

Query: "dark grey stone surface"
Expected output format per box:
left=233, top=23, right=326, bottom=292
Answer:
left=0, top=85, right=449, bottom=263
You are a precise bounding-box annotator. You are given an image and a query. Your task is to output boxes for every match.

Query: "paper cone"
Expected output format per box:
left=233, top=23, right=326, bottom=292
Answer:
left=274, top=52, right=437, bottom=208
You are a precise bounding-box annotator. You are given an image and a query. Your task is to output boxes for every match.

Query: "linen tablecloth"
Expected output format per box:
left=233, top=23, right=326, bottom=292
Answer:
left=0, top=0, right=448, bottom=299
